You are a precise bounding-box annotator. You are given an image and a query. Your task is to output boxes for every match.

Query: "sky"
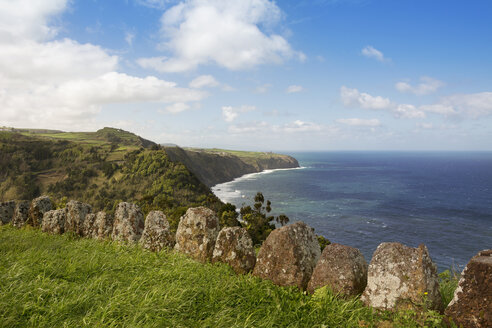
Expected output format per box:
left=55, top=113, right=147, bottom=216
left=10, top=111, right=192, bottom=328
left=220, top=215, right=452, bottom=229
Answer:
left=1, top=0, right=492, bottom=151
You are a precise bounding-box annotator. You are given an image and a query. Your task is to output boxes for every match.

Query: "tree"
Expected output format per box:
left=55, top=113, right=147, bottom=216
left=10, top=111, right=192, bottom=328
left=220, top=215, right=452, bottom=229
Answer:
left=240, top=192, right=289, bottom=245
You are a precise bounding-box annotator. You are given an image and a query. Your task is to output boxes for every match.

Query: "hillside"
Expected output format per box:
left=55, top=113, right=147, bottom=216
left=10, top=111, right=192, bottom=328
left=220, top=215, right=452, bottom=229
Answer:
left=0, top=128, right=220, bottom=229
left=164, top=147, right=299, bottom=187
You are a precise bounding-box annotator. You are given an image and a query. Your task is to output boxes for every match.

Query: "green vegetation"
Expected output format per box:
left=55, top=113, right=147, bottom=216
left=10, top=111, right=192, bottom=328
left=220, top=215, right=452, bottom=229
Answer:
left=0, top=129, right=221, bottom=229
left=0, top=226, right=457, bottom=328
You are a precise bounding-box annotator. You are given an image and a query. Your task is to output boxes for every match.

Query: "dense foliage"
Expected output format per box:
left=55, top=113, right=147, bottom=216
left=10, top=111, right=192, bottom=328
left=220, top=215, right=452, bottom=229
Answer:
left=0, top=226, right=458, bottom=328
left=0, top=130, right=222, bottom=230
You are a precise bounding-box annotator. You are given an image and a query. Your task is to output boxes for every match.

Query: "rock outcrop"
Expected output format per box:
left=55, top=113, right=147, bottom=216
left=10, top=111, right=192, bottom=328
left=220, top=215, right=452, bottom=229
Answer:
left=445, top=249, right=492, bottom=328
left=12, top=201, right=29, bottom=228
left=139, top=211, right=175, bottom=252
left=174, top=207, right=220, bottom=262
left=0, top=201, right=15, bottom=224
left=361, top=242, right=442, bottom=311
left=92, top=211, right=113, bottom=240
left=27, top=196, right=52, bottom=227
left=111, top=202, right=145, bottom=243
left=42, top=209, right=67, bottom=234
left=307, top=243, right=368, bottom=297
left=65, top=200, right=92, bottom=235
left=82, top=213, right=96, bottom=237
left=212, top=227, right=256, bottom=274
left=253, top=221, right=321, bottom=290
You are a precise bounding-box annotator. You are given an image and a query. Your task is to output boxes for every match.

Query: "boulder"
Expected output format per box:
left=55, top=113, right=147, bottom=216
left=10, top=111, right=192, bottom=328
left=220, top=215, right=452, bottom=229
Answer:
left=65, top=200, right=92, bottom=235
left=361, top=242, right=442, bottom=311
left=139, top=211, right=175, bottom=252
left=11, top=201, right=29, bottom=228
left=0, top=201, right=15, bottom=225
left=212, top=227, right=256, bottom=274
left=41, top=209, right=67, bottom=234
left=252, top=221, right=321, bottom=290
left=445, top=249, right=492, bottom=328
left=307, top=243, right=368, bottom=297
left=82, top=213, right=96, bottom=237
left=27, top=196, right=52, bottom=227
left=92, top=211, right=113, bottom=240
left=111, top=202, right=145, bottom=243
left=174, top=207, right=220, bottom=263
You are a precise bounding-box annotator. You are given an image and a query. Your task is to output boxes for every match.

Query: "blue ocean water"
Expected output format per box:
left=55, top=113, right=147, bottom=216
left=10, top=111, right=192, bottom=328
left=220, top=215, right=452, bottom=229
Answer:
left=212, top=152, right=492, bottom=271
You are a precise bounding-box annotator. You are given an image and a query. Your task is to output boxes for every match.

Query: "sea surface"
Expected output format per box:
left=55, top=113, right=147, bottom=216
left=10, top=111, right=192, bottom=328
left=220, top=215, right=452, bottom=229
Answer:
left=212, top=152, right=492, bottom=271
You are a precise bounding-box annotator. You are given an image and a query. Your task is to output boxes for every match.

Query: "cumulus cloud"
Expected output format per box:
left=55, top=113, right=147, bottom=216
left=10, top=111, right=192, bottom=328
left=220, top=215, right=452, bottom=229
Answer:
left=137, top=0, right=303, bottom=72
left=163, top=102, right=191, bottom=113
left=278, top=120, right=321, bottom=132
left=423, top=92, right=492, bottom=118
left=286, top=85, right=304, bottom=93
left=361, top=46, right=388, bottom=62
left=336, top=118, right=381, bottom=127
left=395, top=77, right=445, bottom=95
left=221, top=105, right=256, bottom=122
left=189, top=75, right=219, bottom=88
left=0, top=0, right=206, bottom=130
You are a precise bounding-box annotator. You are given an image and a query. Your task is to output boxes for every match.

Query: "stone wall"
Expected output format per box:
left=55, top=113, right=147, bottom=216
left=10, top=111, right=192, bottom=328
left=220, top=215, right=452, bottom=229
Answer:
left=1, top=195, right=487, bottom=324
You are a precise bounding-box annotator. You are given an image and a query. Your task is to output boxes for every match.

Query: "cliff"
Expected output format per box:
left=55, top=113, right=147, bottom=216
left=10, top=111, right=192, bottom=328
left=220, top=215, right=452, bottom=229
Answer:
left=163, top=147, right=300, bottom=187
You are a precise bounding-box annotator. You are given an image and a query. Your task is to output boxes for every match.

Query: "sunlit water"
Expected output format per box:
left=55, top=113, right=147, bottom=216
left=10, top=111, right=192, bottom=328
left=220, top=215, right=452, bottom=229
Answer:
left=212, top=152, right=492, bottom=271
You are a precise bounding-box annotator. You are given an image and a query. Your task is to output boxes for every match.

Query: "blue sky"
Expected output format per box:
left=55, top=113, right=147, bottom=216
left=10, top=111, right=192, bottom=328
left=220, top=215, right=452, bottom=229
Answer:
left=1, top=0, right=491, bottom=150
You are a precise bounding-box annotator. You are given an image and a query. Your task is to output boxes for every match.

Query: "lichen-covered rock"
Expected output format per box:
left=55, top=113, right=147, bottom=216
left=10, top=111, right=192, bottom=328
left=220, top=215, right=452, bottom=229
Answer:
left=0, top=201, right=15, bottom=225
left=27, top=196, right=52, bottom=227
left=252, top=221, right=321, bottom=290
left=111, top=202, right=144, bottom=243
left=42, top=209, right=67, bottom=234
left=82, top=213, right=96, bottom=238
left=361, top=242, right=442, bottom=311
left=212, top=227, right=256, bottom=274
left=139, top=211, right=175, bottom=252
left=12, top=201, right=29, bottom=228
left=65, top=200, right=92, bottom=235
left=445, top=249, right=492, bottom=328
left=174, top=207, right=220, bottom=263
left=307, top=243, right=368, bottom=297
left=92, top=211, right=113, bottom=240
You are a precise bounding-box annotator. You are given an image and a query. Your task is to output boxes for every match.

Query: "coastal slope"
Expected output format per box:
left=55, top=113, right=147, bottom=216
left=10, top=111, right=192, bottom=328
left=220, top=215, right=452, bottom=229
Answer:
left=163, top=147, right=300, bottom=187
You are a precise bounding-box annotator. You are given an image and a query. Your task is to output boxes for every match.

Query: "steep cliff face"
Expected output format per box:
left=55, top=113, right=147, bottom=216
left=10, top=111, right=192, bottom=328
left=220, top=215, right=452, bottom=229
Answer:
left=163, top=147, right=299, bottom=187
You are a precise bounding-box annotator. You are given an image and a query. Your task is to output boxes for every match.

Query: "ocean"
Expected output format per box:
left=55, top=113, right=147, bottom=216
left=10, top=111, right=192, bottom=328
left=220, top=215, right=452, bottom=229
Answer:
left=212, top=152, right=492, bottom=272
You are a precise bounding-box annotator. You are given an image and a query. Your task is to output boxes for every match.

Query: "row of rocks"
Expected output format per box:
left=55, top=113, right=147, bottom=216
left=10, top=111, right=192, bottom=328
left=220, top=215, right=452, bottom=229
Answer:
left=2, top=198, right=489, bottom=327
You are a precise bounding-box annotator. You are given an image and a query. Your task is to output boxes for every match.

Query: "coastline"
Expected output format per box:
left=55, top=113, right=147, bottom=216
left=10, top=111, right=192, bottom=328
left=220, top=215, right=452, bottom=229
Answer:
left=211, top=167, right=305, bottom=204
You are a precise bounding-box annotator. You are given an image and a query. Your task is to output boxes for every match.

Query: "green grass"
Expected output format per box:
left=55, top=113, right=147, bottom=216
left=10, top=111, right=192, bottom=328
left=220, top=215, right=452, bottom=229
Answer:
left=0, top=226, right=456, bottom=328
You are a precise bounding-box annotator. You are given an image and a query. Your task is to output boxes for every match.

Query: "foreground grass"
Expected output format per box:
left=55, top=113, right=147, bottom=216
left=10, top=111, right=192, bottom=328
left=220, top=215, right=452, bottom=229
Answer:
left=0, top=226, right=453, bottom=327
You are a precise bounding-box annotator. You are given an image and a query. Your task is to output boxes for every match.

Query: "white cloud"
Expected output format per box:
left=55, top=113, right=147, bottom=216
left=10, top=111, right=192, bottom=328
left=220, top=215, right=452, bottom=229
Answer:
left=340, top=86, right=392, bottom=110
left=361, top=46, right=387, bottom=62
left=286, top=85, right=304, bottom=93
left=137, top=0, right=303, bottom=72
left=125, top=32, right=136, bottom=46
left=255, top=84, right=272, bottom=94
left=189, top=75, right=219, bottom=88
left=419, top=92, right=492, bottom=119
left=0, top=1, right=206, bottom=130
left=221, top=105, right=256, bottom=122
left=228, top=120, right=322, bottom=134
left=395, top=77, right=445, bottom=95
left=336, top=118, right=381, bottom=127
left=395, top=104, right=426, bottom=119
left=228, top=121, right=268, bottom=133
left=278, top=120, right=321, bottom=133
left=416, top=122, right=433, bottom=129
left=163, top=102, right=191, bottom=114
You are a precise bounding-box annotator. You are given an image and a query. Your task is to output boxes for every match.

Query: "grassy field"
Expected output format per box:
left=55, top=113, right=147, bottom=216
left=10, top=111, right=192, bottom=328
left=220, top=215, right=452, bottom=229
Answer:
left=0, top=226, right=457, bottom=328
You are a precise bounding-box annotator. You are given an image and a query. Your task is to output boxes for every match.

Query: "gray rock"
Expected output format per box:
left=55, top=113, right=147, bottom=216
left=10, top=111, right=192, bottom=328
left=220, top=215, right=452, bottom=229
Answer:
left=212, top=227, right=256, bottom=274
left=307, top=243, right=368, bottom=297
left=445, top=249, right=492, bottom=328
left=65, top=200, right=92, bottom=235
left=92, top=211, right=113, bottom=240
left=27, top=196, right=52, bottom=227
left=11, top=201, right=29, bottom=228
left=174, top=207, right=220, bottom=263
left=139, top=211, right=175, bottom=252
left=361, top=242, right=442, bottom=311
left=0, top=201, right=15, bottom=225
left=111, top=202, right=144, bottom=243
left=82, top=213, right=96, bottom=238
left=42, top=209, right=67, bottom=234
left=252, top=221, right=321, bottom=290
